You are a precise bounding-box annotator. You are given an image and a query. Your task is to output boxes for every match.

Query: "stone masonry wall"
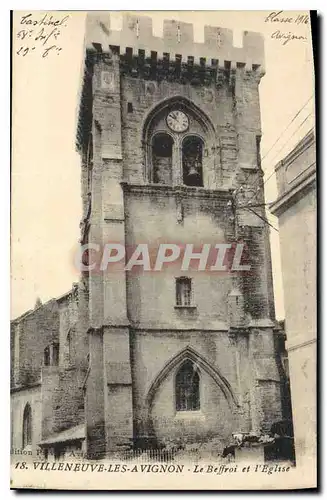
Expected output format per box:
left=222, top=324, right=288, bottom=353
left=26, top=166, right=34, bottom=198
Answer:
left=78, top=13, right=284, bottom=454
left=11, top=301, right=60, bottom=388
left=41, top=366, right=85, bottom=439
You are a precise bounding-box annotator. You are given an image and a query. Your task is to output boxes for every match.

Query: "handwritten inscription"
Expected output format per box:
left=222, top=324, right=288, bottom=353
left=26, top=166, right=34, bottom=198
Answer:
left=265, top=11, right=309, bottom=45
left=265, top=11, right=309, bottom=25
left=15, top=13, right=70, bottom=58
left=271, top=30, right=307, bottom=45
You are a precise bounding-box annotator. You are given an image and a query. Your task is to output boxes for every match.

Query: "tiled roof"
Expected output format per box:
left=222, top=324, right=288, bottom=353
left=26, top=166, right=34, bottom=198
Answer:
left=39, top=424, right=85, bottom=446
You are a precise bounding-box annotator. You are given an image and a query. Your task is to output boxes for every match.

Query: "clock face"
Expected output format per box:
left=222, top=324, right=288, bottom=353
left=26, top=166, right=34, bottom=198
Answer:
left=166, top=110, right=189, bottom=133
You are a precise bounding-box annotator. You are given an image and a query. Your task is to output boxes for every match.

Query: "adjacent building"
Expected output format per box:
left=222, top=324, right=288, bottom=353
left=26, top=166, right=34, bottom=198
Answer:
left=11, top=286, right=88, bottom=459
left=270, top=128, right=316, bottom=468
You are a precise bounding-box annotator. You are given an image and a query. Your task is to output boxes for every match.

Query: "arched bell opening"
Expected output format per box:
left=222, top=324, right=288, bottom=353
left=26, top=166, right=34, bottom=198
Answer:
left=152, top=133, right=174, bottom=185
left=182, top=135, right=204, bottom=187
left=142, top=96, right=216, bottom=186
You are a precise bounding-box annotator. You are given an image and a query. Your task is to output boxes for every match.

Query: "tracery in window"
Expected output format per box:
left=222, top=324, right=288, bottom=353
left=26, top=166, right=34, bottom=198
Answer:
left=175, top=360, right=200, bottom=411
left=144, top=98, right=214, bottom=186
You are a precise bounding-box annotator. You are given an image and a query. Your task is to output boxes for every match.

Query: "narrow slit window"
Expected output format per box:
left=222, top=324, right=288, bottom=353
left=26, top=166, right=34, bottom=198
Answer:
left=22, top=403, right=32, bottom=448
left=256, top=135, right=262, bottom=168
left=86, top=133, right=93, bottom=192
left=67, top=331, right=72, bottom=363
left=44, top=346, right=50, bottom=366
left=52, top=342, right=59, bottom=366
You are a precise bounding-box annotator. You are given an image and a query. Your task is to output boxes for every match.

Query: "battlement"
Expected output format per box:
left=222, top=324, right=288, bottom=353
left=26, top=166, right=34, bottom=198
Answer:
left=84, top=12, right=265, bottom=71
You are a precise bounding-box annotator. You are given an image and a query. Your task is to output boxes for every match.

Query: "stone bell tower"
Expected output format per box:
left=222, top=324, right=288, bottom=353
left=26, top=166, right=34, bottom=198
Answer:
left=76, top=12, right=285, bottom=459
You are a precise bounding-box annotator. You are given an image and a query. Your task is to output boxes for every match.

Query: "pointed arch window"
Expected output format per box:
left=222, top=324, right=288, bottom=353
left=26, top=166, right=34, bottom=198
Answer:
left=175, top=360, right=200, bottom=411
left=182, top=136, right=204, bottom=187
left=22, top=403, right=32, bottom=449
left=152, top=133, right=173, bottom=185
left=144, top=97, right=216, bottom=187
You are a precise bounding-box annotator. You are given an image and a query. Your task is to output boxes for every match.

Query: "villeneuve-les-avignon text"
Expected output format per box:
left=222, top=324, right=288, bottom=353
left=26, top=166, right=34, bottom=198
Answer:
left=25, top=461, right=291, bottom=475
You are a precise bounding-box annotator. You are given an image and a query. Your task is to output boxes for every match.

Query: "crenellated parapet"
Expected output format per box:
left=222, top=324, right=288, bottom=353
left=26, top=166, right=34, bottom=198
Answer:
left=76, top=12, right=265, bottom=152
left=84, top=12, right=265, bottom=72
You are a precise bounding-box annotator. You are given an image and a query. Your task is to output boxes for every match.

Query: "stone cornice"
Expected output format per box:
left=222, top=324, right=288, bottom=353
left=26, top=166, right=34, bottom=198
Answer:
left=270, top=169, right=316, bottom=217
left=11, top=381, right=41, bottom=394
left=87, top=323, right=131, bottom=335
left=129, top=323, right=229, bottom=332
left=274, top=128, right=315, bottom=174
left=120, top=182, right=232, bottom=200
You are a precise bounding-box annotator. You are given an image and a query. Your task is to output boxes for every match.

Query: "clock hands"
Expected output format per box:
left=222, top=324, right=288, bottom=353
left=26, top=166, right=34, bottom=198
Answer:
left=167, top=111, right=189, bottom=132
left=170, top=113, right=179, bottom=122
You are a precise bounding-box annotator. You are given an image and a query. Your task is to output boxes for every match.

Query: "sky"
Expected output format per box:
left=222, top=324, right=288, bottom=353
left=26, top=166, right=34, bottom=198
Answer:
left=11, top=10, right=315, bottom=320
